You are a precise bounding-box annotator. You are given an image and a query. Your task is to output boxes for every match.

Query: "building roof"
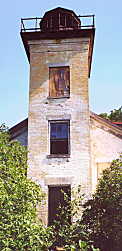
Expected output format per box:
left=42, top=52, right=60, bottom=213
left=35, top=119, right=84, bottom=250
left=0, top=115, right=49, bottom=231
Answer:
left=9, top=118, right=28, bottom=140
left=41, top=7, right=81, bottom=22
left=90, top=111, right=122, bottom=138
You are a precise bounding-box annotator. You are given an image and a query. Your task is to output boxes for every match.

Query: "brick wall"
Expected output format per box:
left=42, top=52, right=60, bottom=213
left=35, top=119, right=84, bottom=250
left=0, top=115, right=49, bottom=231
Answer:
left=27, top=37, right=91, bottom=224
left=90, top=116, right=122, bottom=191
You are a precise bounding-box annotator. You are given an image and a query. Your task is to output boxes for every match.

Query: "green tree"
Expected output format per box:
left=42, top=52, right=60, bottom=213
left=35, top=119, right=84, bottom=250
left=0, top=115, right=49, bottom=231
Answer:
left=99, top=106, right=122, bottom=122
left=109, top=106, right=122, bottom=122
left=0, top=125, right=52, bottom=250
left=82, top=157, right=122, bottom=251
left=51, top=186, right=99, bottom=251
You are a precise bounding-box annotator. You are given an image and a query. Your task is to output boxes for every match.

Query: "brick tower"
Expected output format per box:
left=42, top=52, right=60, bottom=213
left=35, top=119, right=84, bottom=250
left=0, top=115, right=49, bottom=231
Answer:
left=21, top=7, right=95, bottom=225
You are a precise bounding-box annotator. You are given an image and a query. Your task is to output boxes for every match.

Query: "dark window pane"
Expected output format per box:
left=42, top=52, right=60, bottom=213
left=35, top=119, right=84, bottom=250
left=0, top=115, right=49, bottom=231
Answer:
left=48, top=185, right=71, bottom=247
left=50, top=122, right=69, bottom=155
left=50, top=124, right=57, bottom=138
left=48, top=186, right=71, bottom=226
left=51, top=123, right=68, bottom=139
left=60, top=13, right=65, bottom=26
left=56, top=123, right=68, bottom=138
left=61, top=124, right=68, bottom=138
left=51, top=140, right=68, bottom=154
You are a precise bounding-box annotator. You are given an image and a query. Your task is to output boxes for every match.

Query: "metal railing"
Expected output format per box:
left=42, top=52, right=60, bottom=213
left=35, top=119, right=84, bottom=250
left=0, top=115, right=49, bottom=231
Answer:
left=21, top=15, right=95, bottom=32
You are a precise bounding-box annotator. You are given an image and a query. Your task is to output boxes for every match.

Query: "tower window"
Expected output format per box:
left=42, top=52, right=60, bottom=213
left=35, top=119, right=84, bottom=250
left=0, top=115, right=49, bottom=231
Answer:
left=49, top=67, right=70, bottom=98
left=50, top=121, right=70, bottom=155
left=48, top=185, right=71, bottom=226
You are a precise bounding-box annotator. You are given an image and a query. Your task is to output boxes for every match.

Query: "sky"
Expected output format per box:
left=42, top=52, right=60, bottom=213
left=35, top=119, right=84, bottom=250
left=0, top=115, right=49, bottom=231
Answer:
left=0, top=0, right=122, bottom=128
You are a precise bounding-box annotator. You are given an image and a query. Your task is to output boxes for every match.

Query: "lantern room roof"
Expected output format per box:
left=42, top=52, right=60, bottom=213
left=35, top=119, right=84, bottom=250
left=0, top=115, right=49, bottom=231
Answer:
left=42, top=7, right=80, bottom=20
left=40, top=7, right=81, bottom=31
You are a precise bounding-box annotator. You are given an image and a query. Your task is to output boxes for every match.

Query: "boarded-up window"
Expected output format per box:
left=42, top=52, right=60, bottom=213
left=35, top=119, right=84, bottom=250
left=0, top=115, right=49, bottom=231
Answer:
left=50, top=121, right=69, bottom=155
left=49, top=67, right=70, bottom=97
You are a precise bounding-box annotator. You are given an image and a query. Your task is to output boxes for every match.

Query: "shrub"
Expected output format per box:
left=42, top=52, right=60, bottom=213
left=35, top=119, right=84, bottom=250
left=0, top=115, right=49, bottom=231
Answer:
left=0, top=125, right=53, bottom=250
left=51, top=186, right=99, bottom=250
left=82, top=157, right=122, bottom=251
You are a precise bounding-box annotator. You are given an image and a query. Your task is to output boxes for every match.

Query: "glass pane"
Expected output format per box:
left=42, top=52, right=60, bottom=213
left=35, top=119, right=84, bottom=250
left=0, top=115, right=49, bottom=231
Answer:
left=60, top=124, right=68, bottom=138
left=51, top=140, right=68, bottom=154
left=50, top=124, right=57, bottom=138
left=51, top=123, right=68, bottom=139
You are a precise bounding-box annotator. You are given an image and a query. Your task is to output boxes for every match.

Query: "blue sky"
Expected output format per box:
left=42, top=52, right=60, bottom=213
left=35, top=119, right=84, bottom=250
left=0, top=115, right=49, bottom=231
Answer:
left=0, top=0, right=122, bottom=128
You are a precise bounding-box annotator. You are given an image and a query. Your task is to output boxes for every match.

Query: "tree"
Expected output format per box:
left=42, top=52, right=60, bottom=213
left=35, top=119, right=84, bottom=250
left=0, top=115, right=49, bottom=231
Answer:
left=0, top=125, right=52, bottom=250
left=99, top=106, right=122, bottom=122
left=51, top=186, right=99, bottom=251
left=82, top=157, right=122, bottom=251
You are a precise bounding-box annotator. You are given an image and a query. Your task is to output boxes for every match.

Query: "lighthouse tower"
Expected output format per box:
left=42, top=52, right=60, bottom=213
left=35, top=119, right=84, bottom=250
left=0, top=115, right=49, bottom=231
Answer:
left=21, top=7, right=95, bottom=225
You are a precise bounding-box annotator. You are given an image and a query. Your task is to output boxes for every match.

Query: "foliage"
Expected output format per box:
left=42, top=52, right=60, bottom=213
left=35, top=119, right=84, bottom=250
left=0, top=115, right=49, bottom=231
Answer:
left=98, top=113, right=108, bottom=120
left=0, top=124, right=53, bottom=250
left=51, top=186, right=99, bottom=251
left=99, top=106, right=122, bottom=122
left=82, top=157, right=122, bottom=251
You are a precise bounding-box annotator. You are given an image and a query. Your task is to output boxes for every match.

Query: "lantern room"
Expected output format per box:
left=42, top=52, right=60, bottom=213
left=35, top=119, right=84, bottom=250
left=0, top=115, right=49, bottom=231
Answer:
left=40, top=7, right=81, bottom=31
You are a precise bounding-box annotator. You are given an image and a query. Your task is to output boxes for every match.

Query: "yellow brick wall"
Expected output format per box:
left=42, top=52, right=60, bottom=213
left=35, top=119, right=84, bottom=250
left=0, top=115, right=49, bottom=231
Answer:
left=90, top=117, right=122, bottom=192
left=28, top=37, right=91, bottom=224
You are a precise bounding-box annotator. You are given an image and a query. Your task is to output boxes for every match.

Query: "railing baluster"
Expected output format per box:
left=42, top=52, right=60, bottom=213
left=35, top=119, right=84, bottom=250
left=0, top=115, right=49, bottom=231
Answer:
left=93, top=15, right=95, bottom=27
left=35, top=17, right=37, bottom=30
left=20, top=15, right=95, bottom=32
left=21, top=19, right=22, bottom=31
left=21, top=19, right=26, bottom=31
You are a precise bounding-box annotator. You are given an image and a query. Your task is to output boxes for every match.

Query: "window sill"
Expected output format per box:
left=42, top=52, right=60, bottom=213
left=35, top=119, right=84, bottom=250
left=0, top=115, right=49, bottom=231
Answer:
left=47, top=154, right=70, bottom=159
left=47, top=96, right=70, bottom=100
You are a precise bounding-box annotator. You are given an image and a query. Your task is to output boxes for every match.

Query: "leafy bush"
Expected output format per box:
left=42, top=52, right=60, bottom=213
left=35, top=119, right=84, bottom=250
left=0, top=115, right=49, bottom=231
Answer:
left=0, top=125, right=53, bottom=250
left=51, top=186, right=99, bottom=251
left=82, top=157, right=122, bottom=251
